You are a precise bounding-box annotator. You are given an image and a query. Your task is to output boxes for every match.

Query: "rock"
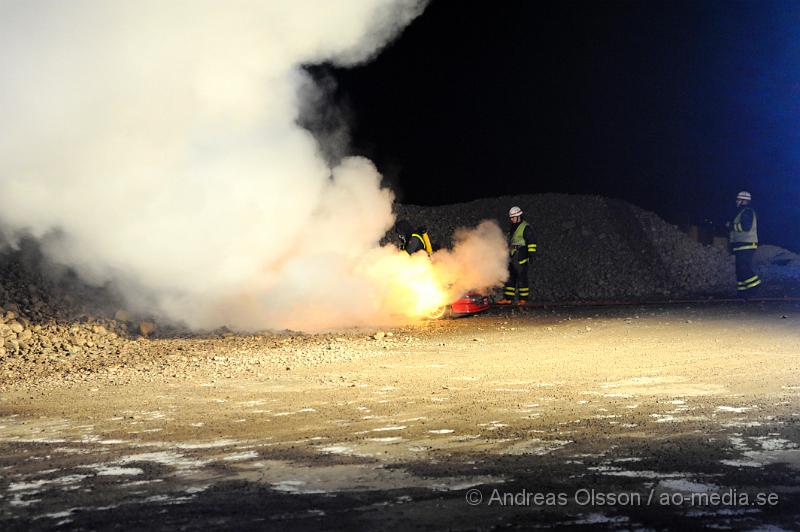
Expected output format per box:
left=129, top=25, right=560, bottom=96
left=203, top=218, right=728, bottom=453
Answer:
left=373, top=332, right=386, bottom=340
left=393, top=194, right=736, bottom=302
left=4, top=338, right=19, bottom=354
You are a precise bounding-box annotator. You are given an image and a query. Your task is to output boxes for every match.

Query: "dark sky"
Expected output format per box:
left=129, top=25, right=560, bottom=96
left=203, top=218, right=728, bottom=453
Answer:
left=308, top=0, right=800, bottom=251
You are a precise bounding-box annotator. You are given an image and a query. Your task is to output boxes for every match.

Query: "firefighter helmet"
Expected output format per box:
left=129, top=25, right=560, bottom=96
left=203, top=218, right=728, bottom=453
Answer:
left=509, top=206, right=523, bottom=218
left=736, top=191, right=752, bottom=202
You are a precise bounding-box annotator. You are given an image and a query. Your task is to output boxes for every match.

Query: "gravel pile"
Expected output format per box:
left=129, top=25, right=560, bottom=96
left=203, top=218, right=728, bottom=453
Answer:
left=2, top=193, right=800, bottom=389
left=396, top=193, right=799, bottom=301
left=0, top=238, right=142, bottom=384
left=0, top=238, right=123, bottom=322
left=1, top=193, right=798, bottom=372
left=0, top=239, right=427, bottom=388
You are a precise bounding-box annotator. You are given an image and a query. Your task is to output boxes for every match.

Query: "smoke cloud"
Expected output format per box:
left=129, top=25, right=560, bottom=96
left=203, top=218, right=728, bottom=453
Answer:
left=0, top=1, right=507, bottom=331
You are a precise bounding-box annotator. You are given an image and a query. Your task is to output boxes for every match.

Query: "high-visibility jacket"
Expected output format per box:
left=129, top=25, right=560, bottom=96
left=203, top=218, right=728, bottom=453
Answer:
left=509, top=221, right=537, bottom=265
left=405, top=229, right=433, bottom=255
left=730, top=207, right=758, bottom=251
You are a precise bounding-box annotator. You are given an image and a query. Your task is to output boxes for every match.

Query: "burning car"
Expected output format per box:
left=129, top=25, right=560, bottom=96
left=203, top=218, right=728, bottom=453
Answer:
left=427, top=292, right=491, bottom=319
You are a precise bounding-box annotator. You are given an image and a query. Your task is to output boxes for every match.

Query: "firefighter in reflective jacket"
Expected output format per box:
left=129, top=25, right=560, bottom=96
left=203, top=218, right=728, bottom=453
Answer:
left=395, top=219, right=433, bottom=255
left=497, top=206, right=537, bottom=305
left=728, top=190, right=762, bottom=295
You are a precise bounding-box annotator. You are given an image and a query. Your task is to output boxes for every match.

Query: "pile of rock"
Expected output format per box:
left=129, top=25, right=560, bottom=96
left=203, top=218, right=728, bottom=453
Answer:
left=395, top=193, right=796, bottom=300
left=0, top=310, right=29, bottom=358
left=0, top=238, right=137, bottom=377
left=754, top=245, right=800, bottom=285
left=2, top=192, right=798, bottom=348
left=0, top=306, right=128, bottom=361
left=0, top=237, right=122, bottom=324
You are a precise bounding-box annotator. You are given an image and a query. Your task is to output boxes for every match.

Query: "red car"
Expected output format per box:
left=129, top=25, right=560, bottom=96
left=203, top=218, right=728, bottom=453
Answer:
left=428, top=292, right=491, bottom=319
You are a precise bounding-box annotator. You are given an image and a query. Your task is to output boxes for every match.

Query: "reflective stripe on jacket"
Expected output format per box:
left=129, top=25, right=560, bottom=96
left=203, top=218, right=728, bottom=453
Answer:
left=730, top=207, right=758, bottom=245
left=411, top=233, right=433, bottom=255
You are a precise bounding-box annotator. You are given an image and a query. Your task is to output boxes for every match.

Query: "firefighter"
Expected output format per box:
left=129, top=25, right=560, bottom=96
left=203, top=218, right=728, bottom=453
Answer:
left=395, top=219, right=433, bottom=255
left=728, top=190, right=762, bottom=296
left=497, top=206, right=537, bottom=305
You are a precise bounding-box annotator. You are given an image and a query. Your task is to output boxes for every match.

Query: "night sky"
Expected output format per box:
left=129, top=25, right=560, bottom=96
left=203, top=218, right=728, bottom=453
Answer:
left=309, top=0, right=800, bottom=251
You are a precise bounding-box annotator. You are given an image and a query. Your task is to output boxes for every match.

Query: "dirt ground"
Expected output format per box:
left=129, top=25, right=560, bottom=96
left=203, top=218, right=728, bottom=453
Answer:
left=2, top=301, right=800, bottom=530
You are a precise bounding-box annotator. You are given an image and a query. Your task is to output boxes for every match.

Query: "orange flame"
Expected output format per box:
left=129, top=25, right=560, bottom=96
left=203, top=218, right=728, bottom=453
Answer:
left=356, top=220, right=508, bottom=322
left=357, top=246, right=450, bottom=320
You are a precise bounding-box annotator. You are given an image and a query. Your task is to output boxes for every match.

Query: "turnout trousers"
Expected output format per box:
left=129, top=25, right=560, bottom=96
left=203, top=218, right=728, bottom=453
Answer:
left=503, top=259, right=529, bottom=301
left=734, top=248, right=762, bottom=295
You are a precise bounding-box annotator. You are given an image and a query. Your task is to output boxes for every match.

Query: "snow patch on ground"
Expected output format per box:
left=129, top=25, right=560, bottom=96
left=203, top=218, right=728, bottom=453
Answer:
left=571, top=513, right=630, bottom=525
left=659, top=479, right=719, bottom=492
left=501, top=439, right=572, bottom=456
left=115, top=451, right=210, bottom=470
left=174, top=439, right=238, bottom=449
left=722, top=434, right=800, bottom=468
left=80, top=465, right=144, bottom=476
left=716, top=406, right=751, bottom=414
left=587, top=466, right=691, bottom=479
left=222, top=451, right=259, bottom=462
left=372, top=425, right=407, bottom=432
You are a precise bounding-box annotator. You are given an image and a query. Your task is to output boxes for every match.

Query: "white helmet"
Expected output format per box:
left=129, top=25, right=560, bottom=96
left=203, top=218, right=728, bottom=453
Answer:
left=509, top=206, right=523, bottom=218
left=736, top=191, right=752, bottom=202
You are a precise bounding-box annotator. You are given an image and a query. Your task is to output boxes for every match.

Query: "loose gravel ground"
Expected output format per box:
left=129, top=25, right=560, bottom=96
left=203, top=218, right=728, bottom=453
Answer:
left=2, top=194, right=800, bottom=529
left=2, top=302, right=800, bottom=530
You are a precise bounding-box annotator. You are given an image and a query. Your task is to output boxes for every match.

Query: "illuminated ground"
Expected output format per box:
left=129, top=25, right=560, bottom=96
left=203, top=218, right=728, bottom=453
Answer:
left=2, top=302, right=800, bottom=530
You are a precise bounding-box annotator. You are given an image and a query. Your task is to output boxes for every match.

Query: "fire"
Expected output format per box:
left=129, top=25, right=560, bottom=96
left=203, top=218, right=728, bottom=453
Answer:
left=356, top=220, right=509, bottom=322
left=358, top=246, right=450, bottom=320
left=410, top=275, right=449, bottom=317
left=208, top=221, right=506, bottom=332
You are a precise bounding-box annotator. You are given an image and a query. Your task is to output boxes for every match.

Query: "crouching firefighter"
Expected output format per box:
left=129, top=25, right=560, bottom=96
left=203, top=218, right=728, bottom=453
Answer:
left=395, top=219, right=445, bottom=319
left=395, top=219, right=433, bottom=256
left=497, top=206, right=538, bottom=305
left=729, top=190, right=762, bottom=296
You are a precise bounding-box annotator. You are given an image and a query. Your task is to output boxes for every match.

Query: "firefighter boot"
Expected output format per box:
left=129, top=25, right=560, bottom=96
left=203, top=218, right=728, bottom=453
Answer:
left=498, top=286, right=516, bottom=305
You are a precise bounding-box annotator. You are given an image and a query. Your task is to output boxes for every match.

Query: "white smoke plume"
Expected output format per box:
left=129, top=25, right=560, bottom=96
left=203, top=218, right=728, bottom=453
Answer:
left=431, top=220, right=509, bottom=301
left=0, top=1, right=508, bottom=331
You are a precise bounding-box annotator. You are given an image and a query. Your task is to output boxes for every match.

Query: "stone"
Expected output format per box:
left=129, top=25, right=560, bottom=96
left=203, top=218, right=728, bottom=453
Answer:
left=4, top=338, right=19, bottom=354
